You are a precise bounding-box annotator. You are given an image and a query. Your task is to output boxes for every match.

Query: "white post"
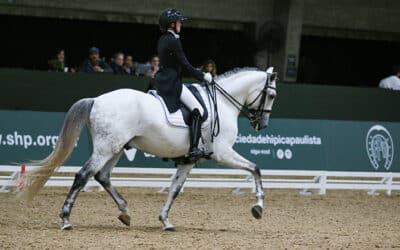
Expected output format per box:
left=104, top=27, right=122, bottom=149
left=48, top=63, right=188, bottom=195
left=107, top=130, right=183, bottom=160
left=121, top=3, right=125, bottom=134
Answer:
left=385, top=176, right=393, bottom=196
left=318, top=173, right=327, bottom=195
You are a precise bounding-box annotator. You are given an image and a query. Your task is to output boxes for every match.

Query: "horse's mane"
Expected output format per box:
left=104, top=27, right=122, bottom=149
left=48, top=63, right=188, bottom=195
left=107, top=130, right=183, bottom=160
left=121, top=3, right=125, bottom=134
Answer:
left=214, top=67, right=262, bottom=82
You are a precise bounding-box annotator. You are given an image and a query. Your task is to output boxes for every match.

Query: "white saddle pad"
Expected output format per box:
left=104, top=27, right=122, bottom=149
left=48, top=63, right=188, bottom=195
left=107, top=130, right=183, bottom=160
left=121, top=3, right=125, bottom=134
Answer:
left=149, top=85, right=212, bottom=129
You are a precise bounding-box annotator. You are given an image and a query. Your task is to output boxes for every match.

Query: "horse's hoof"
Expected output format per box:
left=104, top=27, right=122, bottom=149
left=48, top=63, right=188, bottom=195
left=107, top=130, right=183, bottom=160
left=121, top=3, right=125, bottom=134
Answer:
left=61, top=223, right=73, bottom=230
left=118, top=213, right=131, bottom=226
left=251, top=204, right=263, bottom=219
left=163, top=225, right=176, bottom=232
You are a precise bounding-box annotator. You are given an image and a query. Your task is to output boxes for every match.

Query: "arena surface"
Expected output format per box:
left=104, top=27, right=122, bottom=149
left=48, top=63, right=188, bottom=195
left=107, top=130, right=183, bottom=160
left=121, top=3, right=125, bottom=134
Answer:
left=1, top=188, right=399, bottom=249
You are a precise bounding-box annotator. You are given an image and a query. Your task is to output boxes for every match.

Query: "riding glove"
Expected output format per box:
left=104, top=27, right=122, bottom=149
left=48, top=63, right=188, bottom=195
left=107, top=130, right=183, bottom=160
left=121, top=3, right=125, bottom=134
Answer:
left=203, top=72, right=213, bottom=83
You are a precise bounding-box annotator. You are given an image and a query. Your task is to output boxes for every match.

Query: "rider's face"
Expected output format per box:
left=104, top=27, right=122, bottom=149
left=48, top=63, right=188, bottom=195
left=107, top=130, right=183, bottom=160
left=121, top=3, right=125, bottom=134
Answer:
left=175, top=21, right=182, bottom=33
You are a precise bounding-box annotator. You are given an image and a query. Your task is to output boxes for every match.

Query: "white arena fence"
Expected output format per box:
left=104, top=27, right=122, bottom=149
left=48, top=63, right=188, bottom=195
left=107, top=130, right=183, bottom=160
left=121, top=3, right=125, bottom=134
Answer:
left=1, top=165, right=399, bottom=196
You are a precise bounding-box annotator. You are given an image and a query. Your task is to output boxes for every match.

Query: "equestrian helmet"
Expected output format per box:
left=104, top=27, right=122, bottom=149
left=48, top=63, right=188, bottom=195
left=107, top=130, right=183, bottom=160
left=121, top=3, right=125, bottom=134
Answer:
left=159, top=9, right=186, bottom=31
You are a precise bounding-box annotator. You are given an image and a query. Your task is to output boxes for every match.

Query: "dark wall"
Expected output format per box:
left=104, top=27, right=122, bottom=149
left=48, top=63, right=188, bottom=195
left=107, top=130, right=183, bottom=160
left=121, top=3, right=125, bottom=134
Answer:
left=0, top=14, right=255, bottom=72
left=1, top=69, right=399, bottom=121
left=298, top=36, right=400, bottom=87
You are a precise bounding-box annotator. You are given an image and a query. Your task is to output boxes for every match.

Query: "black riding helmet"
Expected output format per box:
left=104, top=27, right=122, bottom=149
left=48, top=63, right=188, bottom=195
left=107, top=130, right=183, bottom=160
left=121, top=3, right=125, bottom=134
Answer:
left=159, top=9, right=186, bottom=32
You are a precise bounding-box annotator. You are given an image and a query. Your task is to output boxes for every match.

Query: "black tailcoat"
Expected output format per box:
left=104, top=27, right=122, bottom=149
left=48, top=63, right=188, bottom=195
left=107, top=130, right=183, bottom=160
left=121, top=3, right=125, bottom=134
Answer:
left=154, top=32, right=204, bottom=112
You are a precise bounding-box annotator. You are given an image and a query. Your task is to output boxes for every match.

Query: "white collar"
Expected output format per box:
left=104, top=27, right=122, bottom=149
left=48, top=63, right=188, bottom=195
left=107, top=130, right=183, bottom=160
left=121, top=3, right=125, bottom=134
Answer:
left=168, top=30, right=180, bottom=39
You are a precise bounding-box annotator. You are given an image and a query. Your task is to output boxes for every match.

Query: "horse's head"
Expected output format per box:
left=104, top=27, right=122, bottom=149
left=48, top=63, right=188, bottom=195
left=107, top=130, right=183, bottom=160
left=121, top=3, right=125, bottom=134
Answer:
left=213, top=67, right=277, bottom=132
left=245, top=67, right=277, bottom=131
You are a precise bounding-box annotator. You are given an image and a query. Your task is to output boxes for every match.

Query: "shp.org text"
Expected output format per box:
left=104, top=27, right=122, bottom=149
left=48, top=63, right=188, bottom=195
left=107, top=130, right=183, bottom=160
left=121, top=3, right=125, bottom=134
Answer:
left=0, top=131, right=58, bottom=149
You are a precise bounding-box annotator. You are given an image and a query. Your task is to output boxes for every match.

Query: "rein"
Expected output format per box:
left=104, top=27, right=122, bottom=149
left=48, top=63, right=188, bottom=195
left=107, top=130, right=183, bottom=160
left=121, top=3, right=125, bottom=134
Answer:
left=205, top=82, right=220, bottom=142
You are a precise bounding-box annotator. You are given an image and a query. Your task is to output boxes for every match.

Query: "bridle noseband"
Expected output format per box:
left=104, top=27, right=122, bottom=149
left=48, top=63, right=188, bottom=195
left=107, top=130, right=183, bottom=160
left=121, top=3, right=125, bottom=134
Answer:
left=247, top=73, right=277, bottom=127
left=215, top=72, right=276, bottom=121
left=205, top=71, right=277, bottom=141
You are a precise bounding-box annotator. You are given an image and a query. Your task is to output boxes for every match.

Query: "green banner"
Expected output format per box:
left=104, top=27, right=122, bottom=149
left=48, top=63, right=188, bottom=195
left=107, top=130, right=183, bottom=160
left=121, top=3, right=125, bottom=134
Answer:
left=0, top=110, right=91, bottom=165
left=0, top=110, right=399, bottom=172
left=235, top=119, right=399, bottom=172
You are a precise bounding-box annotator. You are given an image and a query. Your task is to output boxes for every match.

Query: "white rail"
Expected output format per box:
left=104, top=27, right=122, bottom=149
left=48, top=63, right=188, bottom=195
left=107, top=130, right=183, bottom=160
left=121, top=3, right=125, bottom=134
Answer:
left=1, top=165, right=399, bottom=195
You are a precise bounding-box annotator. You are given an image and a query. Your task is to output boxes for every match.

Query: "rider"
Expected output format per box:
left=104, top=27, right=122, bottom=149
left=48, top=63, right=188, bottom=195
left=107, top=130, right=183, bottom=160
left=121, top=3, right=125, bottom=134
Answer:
left=155, top=8, right=213, bottom=160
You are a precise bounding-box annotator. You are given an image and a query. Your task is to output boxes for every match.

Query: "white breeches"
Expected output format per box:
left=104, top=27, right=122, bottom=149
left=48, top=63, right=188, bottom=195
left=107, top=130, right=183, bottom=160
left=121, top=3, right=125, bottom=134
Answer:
left=180, top=85, right=204, bottom=116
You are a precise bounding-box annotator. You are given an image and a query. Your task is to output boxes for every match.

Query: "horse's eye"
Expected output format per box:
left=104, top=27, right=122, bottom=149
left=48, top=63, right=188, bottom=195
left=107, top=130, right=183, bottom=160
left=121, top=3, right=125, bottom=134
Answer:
left=267, top=89, right=276, bottom=99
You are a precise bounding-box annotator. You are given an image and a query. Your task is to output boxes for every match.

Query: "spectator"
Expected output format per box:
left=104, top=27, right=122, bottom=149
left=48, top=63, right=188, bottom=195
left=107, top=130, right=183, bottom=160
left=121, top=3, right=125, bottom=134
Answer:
left=379, top=66, right=400, bottom=90
left=110, top=52, right=126, bottom=75
left=48, top=49, right=67, bottom=72
left=144, top=55, right=160, bottom=78
left=78, top=47, right=112, bottom=73
left=123, top=54, right=138, bottom=75
left=201, top=59, right=217, bottom=76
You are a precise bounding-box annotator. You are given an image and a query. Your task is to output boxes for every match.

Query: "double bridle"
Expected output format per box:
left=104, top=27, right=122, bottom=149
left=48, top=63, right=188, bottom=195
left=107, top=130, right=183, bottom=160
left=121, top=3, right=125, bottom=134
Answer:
left=205, top=72, right=277, bottom=141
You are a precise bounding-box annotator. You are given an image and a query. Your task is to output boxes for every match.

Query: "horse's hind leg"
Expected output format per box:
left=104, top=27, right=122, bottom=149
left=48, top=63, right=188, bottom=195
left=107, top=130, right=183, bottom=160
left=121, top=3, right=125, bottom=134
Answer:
left=159, top=163, right=193, bottom=231
left=94, top=151, right=131, bottom=226
left=59, top=153, right=109, bottom=230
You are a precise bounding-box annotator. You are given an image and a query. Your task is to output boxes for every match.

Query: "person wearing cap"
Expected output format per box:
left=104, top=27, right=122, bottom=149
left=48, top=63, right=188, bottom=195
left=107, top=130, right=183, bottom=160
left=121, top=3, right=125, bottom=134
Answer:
left=154, top=8, right=213, bottom=161
left=78, top=47, right=112, bottom=73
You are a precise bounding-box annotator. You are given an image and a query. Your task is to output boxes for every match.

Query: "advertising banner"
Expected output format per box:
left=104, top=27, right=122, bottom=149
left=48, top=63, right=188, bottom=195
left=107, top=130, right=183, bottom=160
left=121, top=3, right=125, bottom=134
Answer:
left=0, top=110, right=91, bottom=166
left=0, top=110, right=399, bottom=172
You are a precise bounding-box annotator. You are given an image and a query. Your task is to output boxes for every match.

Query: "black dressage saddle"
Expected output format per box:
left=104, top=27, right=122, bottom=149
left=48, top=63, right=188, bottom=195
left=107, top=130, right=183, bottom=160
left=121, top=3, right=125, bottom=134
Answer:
left=149, top=83, right=208, bottom=127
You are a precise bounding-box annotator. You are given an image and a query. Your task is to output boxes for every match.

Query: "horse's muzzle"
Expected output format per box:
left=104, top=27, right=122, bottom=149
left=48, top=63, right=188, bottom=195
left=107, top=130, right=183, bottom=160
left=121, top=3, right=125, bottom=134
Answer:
left=258, top=118, right=269, bottom=131
left=252, top=118, right=269, bottom=131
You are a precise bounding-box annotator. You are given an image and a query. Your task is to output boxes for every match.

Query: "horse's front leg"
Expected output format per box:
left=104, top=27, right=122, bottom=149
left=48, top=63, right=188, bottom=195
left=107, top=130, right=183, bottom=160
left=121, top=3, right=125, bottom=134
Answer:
left=159, top=163, right=193, bottom=231
left=215, top=148, right=264, bottom=219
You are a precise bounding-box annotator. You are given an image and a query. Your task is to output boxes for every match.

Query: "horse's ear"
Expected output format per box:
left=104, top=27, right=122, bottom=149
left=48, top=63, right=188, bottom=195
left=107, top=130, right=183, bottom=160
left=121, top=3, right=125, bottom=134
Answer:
left=266, top=67, right=274, bottom=74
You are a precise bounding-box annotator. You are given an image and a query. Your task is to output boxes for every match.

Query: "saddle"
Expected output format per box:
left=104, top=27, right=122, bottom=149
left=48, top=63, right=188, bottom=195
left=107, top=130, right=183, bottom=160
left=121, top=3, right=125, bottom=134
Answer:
left=149, top=84, right=210, bottom=128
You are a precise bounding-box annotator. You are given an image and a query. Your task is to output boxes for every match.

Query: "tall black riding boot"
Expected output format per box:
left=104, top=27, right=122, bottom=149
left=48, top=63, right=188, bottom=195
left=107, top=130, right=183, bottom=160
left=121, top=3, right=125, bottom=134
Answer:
left=188, top=108, right=204, bottom=161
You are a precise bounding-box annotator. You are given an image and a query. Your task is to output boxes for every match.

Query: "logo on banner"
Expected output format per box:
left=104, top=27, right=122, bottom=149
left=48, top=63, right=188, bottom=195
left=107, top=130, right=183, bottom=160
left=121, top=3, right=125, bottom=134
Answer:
left=366, top=125, right=394, bottom=170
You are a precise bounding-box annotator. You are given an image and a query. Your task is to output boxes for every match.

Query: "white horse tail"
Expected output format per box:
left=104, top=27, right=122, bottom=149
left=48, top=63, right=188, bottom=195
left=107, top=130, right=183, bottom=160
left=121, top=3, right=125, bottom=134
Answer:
left=19, top=98, right=94, bottom=201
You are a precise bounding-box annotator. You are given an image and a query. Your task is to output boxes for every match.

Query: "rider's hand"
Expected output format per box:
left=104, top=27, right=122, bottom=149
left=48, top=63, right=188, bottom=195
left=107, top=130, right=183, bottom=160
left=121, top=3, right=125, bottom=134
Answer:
left=203, top=72, right=213, bottom=83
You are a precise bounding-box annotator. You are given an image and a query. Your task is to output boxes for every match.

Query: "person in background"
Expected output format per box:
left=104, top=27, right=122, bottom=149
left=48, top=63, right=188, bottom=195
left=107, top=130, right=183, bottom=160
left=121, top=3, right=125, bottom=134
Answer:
left=110, top=52, right=126, bottom=75
left=124, top=54, right=137, bottom=75
left=379, top=65, right=400, bottom=90
left=201, top=59, right=217, bottom=76
left=78, top=47, right=112, bottom=73
left=144, top=55, right=160, bottom=78
left=48, top=49, right=68, bottom=72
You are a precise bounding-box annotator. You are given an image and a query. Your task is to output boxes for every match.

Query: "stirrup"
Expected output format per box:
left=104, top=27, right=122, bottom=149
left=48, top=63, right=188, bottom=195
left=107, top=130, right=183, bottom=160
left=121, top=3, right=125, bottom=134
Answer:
left=203, top=151, right=213, bottom=159
left=188, top=148, right=204, bottom=161
left=188, top=148, right=213, bottom=161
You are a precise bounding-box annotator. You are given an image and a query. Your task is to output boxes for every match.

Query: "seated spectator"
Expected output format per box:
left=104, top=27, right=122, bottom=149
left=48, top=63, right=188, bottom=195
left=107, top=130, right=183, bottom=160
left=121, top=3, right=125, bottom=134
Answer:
left=379, top=66, right=400, bottom=90
left=124, top=54, right=138, bottom=75
left=48, top=49, right=68, bottom=72
left=110, top=52, right=126, bottom=75
left=201, top=59, right=217, bottom=76
left=144, top=55, right=160, bottom=78
left=78, top=47, right=112, bottom=73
